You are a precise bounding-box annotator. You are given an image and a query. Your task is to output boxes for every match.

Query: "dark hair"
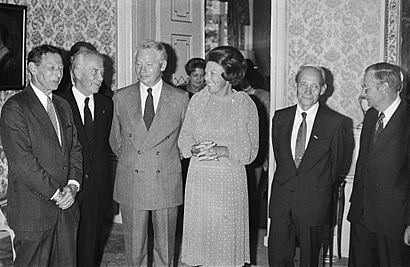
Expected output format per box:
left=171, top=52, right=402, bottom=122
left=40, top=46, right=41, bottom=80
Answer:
left=28, top=44, right=61, bottom=65
left=185, top=57, right=205, bottom=75
left=0, top=24, right=9, bottom=43
left=365, top=62, right=403, bottom=93
left=70, top=41, right=97, bottom=57
left=205, top=46, right=246, bottom=85
left=295, top=65, right=326, bottom=86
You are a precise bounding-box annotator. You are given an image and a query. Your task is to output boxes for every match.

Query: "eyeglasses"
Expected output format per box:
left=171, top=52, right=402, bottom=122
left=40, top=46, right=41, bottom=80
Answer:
left=361, top=81, right=383, bottom=93
left=297, top=82, right=321, bottom=92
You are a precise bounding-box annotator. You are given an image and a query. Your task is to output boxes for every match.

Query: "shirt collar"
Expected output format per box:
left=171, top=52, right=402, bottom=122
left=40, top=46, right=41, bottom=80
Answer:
left=140, top=79, right=163, bottom=94
left=72, top=85, right=94, bottom=105
left=381, top=94, right=401, bottom=124
left=31, top=83, right=51, bottom=108
left=296, top=102, right=319, bottom=119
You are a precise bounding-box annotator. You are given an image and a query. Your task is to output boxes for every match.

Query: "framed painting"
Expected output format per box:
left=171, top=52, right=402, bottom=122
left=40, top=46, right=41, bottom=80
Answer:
left=0, top=3, right=26, bottom=90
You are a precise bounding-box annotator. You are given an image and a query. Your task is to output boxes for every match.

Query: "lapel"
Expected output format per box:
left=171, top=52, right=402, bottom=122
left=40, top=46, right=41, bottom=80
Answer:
left=61, top=89, right=91, bottom=154
left=283, top=106, right=296, bottom=165
left=26, top=86, right=63, bottom=151
left=297, top=104, right=327, bottom=170
left=370, top=99, right=407, bottom=153
left=142, top=82, right=173, bottom=149
left=127, top=83, right=149, bottom=148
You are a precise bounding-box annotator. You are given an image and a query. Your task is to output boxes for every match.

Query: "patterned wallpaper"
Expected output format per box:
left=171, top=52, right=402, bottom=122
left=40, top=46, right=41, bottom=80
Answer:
left=0, top=0, right=117, bottom=200
left=286, top=0, right=384, bottom=127
left=0, top=0, right=117, bottom=104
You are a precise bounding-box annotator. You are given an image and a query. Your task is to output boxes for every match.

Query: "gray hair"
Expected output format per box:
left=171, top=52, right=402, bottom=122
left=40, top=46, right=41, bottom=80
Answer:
left=295, top=64, right=326, bottom=86
left=135, top=40, right=168, bottom=62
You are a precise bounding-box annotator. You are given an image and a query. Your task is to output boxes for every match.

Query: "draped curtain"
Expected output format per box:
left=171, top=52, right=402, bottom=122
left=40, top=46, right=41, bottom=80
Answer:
left=219, top=0, right=250, bottom=49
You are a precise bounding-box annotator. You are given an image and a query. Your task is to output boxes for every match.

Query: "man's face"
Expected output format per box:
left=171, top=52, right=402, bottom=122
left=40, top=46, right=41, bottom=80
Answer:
left=74, top=54, right=104, bottom=96
left=135, top=48, right=166, bottom=88
left=361, top=70, right=384, bottom=111
left=296, top=68, right=325, bottom=111
left=30, top=52, right=63, bottom=95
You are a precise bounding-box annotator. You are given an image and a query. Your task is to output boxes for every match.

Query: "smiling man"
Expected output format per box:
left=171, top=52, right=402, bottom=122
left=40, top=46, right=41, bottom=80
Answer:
left=58, top=49, right=114, bottom=267
left=0, top=44, right=82, bottom=266
left=109, top=40, right=189, bottom=266
left=268, top=65, right=348, bottom=266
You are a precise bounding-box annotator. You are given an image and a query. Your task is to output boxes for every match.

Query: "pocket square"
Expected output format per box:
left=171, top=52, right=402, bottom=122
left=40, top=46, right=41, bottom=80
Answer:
left=313, top=135, right=318, bottom=139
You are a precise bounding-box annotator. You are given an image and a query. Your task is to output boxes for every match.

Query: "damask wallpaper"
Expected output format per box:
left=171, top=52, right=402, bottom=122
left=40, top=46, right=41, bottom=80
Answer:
left=0, top=0, right=117, bottom=200
left=286, top=0, right=383, bottom=127
left=0, top=0, right=117, bottom=105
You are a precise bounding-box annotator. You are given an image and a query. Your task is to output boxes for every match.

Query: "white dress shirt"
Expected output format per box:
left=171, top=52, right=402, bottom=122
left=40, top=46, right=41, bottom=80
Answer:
left=290, top=102, right=319, bottom=159
left=380, top=94, right=401, bottom=127
left=72, top=86, right=95, bottom=123
left=140, top=80, right=163, bottom=114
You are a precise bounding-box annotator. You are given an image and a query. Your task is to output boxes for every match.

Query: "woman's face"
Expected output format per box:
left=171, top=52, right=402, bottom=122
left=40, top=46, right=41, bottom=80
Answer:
left=205, top=61, right=229, bottom=94
left=188, top=68, right=205, bottom=89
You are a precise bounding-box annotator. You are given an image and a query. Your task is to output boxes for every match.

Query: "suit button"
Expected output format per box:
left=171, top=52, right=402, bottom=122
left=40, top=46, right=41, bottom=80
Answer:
left=156, top=170, right=160, bottom=174
left=156, top=151, right=160, bottom=155
left=135, top=170, right=138, bottom=173
left=63, top=166, right=67, bottom=170
left=85, top=174, right=89, bottom=179
left=138, top=151, right=142, bottom=154
left=129, top=133, right=132, bottom=137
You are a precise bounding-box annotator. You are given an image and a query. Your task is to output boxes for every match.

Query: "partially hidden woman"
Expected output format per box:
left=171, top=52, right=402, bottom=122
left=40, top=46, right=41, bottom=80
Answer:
left=178, top=46, right=259, bottom=266
left=178, top=57, right=206, bottom=98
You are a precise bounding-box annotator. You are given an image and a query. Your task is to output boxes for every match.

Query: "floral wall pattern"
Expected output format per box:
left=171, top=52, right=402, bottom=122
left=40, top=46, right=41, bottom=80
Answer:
left=0, top=0, right=117, bottom=200
left=286, top=0, right=384, bottom=127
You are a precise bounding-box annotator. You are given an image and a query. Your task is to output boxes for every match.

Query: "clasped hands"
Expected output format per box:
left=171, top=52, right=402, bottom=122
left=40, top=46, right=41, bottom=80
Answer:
left=191, top=141, right=228, bottom=161
left=54, top=184, right=78, bottom=210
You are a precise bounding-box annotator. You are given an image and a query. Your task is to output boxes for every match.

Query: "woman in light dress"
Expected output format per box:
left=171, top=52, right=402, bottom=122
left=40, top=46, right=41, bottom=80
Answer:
left=178, top=46, right=259, bottom=266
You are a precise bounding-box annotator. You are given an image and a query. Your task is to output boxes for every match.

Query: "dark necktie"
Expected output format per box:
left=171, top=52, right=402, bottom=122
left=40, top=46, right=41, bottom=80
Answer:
left=295, top=112, right=307, bottom=168
left=84, top=97, right=94, bottom=144
left=47, top=96, right=60, bottom=142
left=372, top=112, right=385, bottom=147
left=143, top=88, right=155, bottom=130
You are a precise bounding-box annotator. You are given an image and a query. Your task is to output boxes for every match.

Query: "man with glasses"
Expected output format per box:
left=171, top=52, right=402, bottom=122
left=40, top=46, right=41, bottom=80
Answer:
left=347, top=62, right=410, bottom=266
left=268, top=65, right=348, bottom=266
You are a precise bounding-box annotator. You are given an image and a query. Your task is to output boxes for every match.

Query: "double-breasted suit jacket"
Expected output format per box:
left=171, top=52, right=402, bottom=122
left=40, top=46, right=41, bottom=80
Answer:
left=110, top=81, right=189, bottom=210
left=0, top=85, right=83, bottom=232
left=269, top=104, right=346, bottom=226
left=348, top=100, right=410, bottom=235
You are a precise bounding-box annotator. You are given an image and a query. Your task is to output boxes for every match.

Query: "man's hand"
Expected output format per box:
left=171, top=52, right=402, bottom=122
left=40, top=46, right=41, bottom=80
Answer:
left=404, top=225, right=410, bottom=246
left=55, top=184, right=78, bottom=210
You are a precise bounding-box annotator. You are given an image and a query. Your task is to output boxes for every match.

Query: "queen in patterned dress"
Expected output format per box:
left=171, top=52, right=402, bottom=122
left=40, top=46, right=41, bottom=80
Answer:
left=178, top=46, right=259, bottom=266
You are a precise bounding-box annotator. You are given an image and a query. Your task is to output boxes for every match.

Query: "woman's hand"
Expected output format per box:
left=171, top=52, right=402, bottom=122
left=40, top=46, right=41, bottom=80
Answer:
left=198, top=145, right=229, bottom=161
left=191, top=141, right=216, bottom=157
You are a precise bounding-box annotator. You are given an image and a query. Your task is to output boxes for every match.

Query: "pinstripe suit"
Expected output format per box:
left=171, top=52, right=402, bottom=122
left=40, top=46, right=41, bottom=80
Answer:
left=110, top=81, right=189, bottom=266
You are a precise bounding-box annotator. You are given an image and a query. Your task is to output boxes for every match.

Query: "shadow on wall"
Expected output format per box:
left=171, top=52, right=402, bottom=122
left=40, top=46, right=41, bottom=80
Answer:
left=162, top=42, right=177, bottom=86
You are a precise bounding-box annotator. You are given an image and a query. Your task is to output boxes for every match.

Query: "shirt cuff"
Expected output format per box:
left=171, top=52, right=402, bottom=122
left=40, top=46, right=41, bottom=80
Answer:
left=67, top=180, right=80, bottom=192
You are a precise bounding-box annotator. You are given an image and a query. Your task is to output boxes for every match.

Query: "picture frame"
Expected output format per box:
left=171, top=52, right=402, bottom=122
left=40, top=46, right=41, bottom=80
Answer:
left=0, top=3, right=26, bottom=90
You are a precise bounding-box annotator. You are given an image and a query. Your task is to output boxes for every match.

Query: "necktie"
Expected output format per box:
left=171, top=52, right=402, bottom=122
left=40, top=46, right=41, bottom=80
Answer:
left=143, top=88, right=155, bottom=130
left=84, top=97, right=94, bottom=144
left=295, top=112, right=307, bottom=168
left=47, top=96, right=59, bottom=138
left=372, top=112, right=385, bottom=147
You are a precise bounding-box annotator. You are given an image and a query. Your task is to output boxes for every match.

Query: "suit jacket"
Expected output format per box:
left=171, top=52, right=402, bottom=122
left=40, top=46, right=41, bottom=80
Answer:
left=0, top=85, right=83, bottom=231
left=348, top=99, right=410, bottom=235
left=110, top=81, right=189, bottom=210
left=269, top=104, right=346, bottom=226
left=59, top=89, right=114, bottom=204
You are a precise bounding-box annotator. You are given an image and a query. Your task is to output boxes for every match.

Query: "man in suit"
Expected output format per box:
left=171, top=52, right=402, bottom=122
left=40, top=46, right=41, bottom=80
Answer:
left=59, top=50, right=114, bottom=267
left=0, top=44, right=82, bottom=266
left=268, top=65, right=347, bottom=266
left=110, top=40, right=189, bottom=266
left=347, top=62, right=410, bottom=266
